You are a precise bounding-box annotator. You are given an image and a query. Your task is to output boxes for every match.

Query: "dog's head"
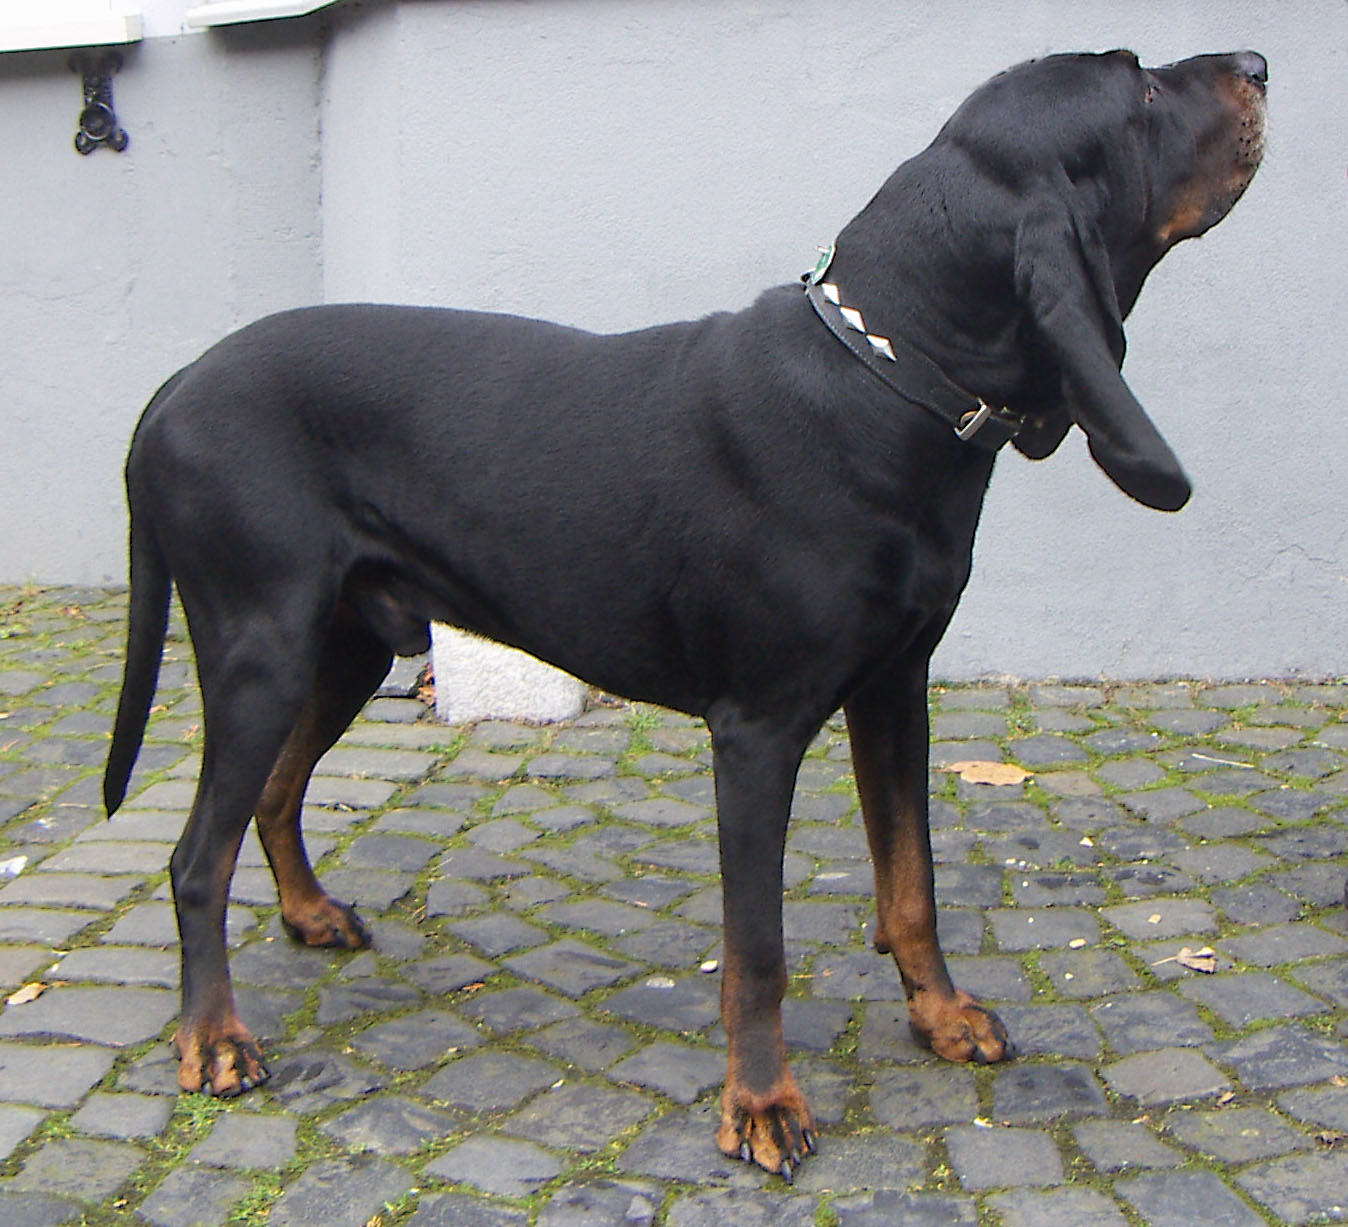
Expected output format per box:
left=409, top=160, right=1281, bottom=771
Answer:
left=950, top=50, right=1267, bottom=509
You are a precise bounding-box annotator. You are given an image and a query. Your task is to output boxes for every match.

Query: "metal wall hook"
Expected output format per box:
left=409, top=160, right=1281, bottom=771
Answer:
left=69, top=52, right=129, bottom=155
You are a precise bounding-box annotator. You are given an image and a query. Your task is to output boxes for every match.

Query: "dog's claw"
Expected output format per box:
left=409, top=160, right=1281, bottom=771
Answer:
left=720, top=1076, right=816, bottom=1178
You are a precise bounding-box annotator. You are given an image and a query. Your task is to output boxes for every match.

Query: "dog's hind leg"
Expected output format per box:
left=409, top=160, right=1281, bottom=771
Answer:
left=170, top=616, right=323, bottom=1097
left=710, top=704, right=819, bottom=1179
left=254, top=604, right=394, bottom=949
left=845, top=650, right=1011, bottom=1065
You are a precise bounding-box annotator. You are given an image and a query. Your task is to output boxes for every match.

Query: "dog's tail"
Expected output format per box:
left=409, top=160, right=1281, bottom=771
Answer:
left=103, top=513, right=172, bottom=818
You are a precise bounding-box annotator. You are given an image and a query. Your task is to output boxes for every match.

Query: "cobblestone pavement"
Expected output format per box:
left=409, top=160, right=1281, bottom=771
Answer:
left=3, top=587, right=1348, bottom=1225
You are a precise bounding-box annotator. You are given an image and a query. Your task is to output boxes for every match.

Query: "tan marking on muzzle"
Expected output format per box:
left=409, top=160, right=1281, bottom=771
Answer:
left=1157, top=73, right=1266, bottom=246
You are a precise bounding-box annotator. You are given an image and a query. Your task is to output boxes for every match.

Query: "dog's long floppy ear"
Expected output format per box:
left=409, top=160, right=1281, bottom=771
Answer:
left=1013, top=200, right=1191, bottom=511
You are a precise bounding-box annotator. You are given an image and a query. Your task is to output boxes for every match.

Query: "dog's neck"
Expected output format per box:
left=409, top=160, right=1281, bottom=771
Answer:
left=803, top=243, right=1024, bottom=451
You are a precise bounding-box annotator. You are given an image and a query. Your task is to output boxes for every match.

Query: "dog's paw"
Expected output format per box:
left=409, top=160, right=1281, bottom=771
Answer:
left=173, top=1020, right=270, bottom=1098
left=717, top=1075, right=817, bottom=1181
left=909, top=988, right=1013, bottom=1064
left=280, top=895, right=371, bottom=949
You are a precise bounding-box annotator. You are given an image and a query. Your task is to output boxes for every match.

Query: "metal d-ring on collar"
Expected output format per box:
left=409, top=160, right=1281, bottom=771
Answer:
left=803, top=243, right=1024, bottom=451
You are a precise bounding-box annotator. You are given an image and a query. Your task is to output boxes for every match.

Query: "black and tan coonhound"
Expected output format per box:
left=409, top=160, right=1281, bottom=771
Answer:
left=106, top=49, right=1266, bottom=1177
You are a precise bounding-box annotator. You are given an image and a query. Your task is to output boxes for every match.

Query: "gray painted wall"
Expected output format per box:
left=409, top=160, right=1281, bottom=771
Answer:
left=1, top=22, right=322, bottom=583
left=4, top=1, right=1345, bottom=680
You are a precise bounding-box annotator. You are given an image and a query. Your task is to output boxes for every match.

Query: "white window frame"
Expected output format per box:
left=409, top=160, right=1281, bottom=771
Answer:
left=184, top=0, right=339, bottom=28
left=0, top=0, right=343, bottom=48
left=0, top=2, right=142, bottom=52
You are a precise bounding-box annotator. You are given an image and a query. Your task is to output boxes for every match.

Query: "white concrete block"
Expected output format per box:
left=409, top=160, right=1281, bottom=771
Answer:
left=430, top=624, right=586, bottom=724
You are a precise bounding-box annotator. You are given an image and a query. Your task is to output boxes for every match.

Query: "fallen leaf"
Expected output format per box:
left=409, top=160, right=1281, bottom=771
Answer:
left=1147, top=913, right=1163, bottom=925
left=6, top=982, right=46, bottom=1006
left=1177, top=946, right=1218, bottom=973
left=1068, top=938, right=1088, bottom=949
left=944, top=760, right=1033, bottom=786
left=1216, top=1090, right=1236, bottom=1106
left=1150, top=945, right=1218, bottom=973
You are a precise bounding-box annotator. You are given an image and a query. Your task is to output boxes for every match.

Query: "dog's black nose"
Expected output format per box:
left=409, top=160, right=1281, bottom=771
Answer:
left=1234, top=50, right=1268, bottom=87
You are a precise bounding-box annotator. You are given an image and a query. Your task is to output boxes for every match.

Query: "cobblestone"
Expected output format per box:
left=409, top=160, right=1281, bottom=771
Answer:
left=1235, top=1150, right=1348, bottom=1225
left=986, top=1186, right=1130, bottom=1227
left=1116, top=1168, right=1266, bottom=1227
left=189, top=1111, right=299, bottom=1168
left=136, top=1167, right=252, bottom=1227
left=2, top=589, right=1348, bottom=1222
left=1102, top=1047, right=1231, bottom=1106
left=1164, top=1104, right=1310, bottom=1163
left=424, top=1134, right=563, bottom=1197
left=945, top=1124, right=1064, bottom=1189
left=506, top=938, right=643, bottom=996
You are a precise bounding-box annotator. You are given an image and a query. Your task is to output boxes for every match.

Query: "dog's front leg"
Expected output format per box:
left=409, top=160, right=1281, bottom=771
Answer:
left=710, top=706, right=817, bottom=1179
left=845, top=655, right=1011, bottom=1064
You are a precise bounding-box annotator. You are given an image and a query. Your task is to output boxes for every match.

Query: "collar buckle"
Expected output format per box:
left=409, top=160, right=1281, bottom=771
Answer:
left=955, top=400, right=1024, bottom=443
left=955, top=401, right=993, bottom=441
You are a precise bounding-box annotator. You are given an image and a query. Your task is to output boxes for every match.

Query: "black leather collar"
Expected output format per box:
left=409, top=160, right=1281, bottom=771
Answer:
left=802, top=253, right=1023, bottom=451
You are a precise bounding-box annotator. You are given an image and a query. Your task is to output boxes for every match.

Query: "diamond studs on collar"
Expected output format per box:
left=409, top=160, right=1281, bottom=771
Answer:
left=818, top=282, right=898, bottom=364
